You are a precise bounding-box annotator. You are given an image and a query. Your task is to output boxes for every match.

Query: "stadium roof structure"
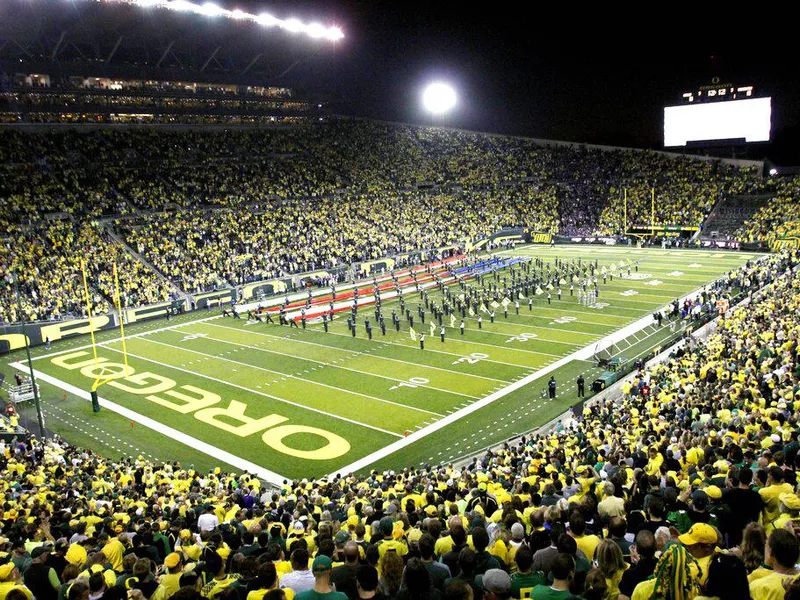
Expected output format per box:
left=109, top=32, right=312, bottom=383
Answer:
left=0, top=0, right=343, bottom=89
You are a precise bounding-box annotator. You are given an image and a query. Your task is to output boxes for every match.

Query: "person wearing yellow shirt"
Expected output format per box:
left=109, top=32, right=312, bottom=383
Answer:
left=0, top=563, right=33, bottom=600
left=750, top=529, right=800, bottom=600
left=759, top=467, right=794, bottom=525
left=678, top=523, right=718, bottom=587
left=374, top=518, right=408, bottom=560
left=434, top=517, right=462, bottom=557
left=247, top=562, right=295, bottom=600
left=151, top=553, right=184, bottom=600
left=200, top=552, right=241, bottom=599
left=100, top=533, right=126, bottom=573
left=769, top=494, right=800, bottom=534
left=568, top=514, right=600, bottom=561
left=631, top=544, right=700, bottom=600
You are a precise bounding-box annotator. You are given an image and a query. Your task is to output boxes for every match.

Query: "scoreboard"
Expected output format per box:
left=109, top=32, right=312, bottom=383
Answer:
left=664, top=81, right=771, bottom=148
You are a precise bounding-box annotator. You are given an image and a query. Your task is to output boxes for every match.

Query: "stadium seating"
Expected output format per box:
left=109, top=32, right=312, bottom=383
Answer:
left=0, top=222, right=173, bottom=323
left=0, top=250, right=798, bottom=600
left=0, top=121, right=786, bottom=322
left=737, top=178, right=800, bottom=245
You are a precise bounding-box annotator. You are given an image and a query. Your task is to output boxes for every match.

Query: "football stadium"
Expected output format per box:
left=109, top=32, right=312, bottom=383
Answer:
left=1, top=3, right=800, bottom=600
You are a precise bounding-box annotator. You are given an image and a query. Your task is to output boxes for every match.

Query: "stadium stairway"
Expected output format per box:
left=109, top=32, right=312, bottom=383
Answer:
left=700, top=193, right=773, bottom=240
left=103, top=226, right=190, bottom=304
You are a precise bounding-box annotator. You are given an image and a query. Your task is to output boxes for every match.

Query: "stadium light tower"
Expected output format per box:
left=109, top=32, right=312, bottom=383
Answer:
left=422, top=82, right=457, bottom=116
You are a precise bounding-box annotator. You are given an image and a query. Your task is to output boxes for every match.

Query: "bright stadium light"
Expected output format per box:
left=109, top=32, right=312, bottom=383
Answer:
left=257, top=12, right=279, bottom=26
left=769, top=168, right=778, bottom=176
left=169, top=0, right=195, bottom=12
left=199, top=2, right=226, bottom=17
left=307, top=23, right=327, bottom=39
left=65, top=0, right=345, bottom=41
left=422, top=82, right=457, bottom=115
left=282, top=18, right=304, bottom=33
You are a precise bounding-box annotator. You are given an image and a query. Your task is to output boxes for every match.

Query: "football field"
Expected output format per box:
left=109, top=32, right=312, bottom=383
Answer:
left=7, top=245, right=762, bottom=482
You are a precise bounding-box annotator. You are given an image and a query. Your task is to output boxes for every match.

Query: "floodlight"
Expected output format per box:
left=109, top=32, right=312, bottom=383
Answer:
left=257, top=12, right=278, bottom=26
left=307, top=23, right=327, bottom=38
left=422, top=82, right=457, bottom=115
left=769, top=168, right=778, bottom=176
left=72, top=0, right=345, bottom=41
left=283, top=18, right=304, bottom=33
left=169, top=0, right=195, bottom=13
left=199, top=2, right=226, bottom=17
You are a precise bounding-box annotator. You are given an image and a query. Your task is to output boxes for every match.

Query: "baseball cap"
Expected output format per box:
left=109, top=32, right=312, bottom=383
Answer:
left=334, top=531, right=350, bottom=545
left=312, top=555, right=333, bottom=574
left=164, top=553, right=181, bottom=569
left=690, top=491, right=709, bottom=512
left=480, top=569, right=511, bottom=594
left=704, top=486, right=722, bottom=500
left=0, top=563, right=16, bottom=581
left=678, top=523, right=718, bottom=546
left=478, top=482, right=488, bottom=492
left=379, top=517, right=394, bottom=536
left=31, top=545, right=52, bottom=560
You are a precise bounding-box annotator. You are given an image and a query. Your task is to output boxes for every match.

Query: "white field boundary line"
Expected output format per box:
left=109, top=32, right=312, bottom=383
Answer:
left=328, top=281, right=710, bottom=478
left=98, top=345, right=404, bottom=439
left=29, top=313, right=225, bottom=362
left=8, top=362, right=290, bottom=486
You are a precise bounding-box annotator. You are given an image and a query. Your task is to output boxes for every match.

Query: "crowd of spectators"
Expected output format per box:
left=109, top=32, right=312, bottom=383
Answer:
left=594, top=155, right=758, bottom=236
left=737, top=178, right=800, bottom=245
left=0, top=119, right=778, bottom=322
left=1, top=251, right=800, bottom=600
left=117, top=186, right=559, bottom=293
left=0, top=223, right=173, bottom=323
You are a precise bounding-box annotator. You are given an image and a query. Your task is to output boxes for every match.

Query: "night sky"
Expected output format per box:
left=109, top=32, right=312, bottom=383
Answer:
left=11, top=1, right=800, bottom=164
left=267, top=2, right=799, bottom=164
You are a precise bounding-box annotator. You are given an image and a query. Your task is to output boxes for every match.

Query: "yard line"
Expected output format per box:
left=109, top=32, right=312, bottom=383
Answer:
left=29, top=313, right=225, bottom=362
left=454, top=316, right=599, bottom=340
left=99, top=345, right=404, bottom=438
left=172, top=326, right=483, bottom=398
left=204, top=321, right=519, bottom=377
left=512, top=312, right=618, bottom=328
left=466, top=303, right=634, bottom=320
left=320, top=327, right=562, bottom=360
left=139, top=336, right=445, bottom=417
left=426, top=322, right=582, bottom=349
left=328, top=274, right=716, bottom=477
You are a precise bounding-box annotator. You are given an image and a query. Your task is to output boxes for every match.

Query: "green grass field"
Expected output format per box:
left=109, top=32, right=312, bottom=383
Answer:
left=3, top=245, right=763, bottom=482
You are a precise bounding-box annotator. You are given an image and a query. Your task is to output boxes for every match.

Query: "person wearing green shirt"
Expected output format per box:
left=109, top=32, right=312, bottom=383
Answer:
left=295, top=556, right=348, bottom=600
left=510, top=546, right=545, bottom=600
left=531, top=554, right=574, bottom=599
